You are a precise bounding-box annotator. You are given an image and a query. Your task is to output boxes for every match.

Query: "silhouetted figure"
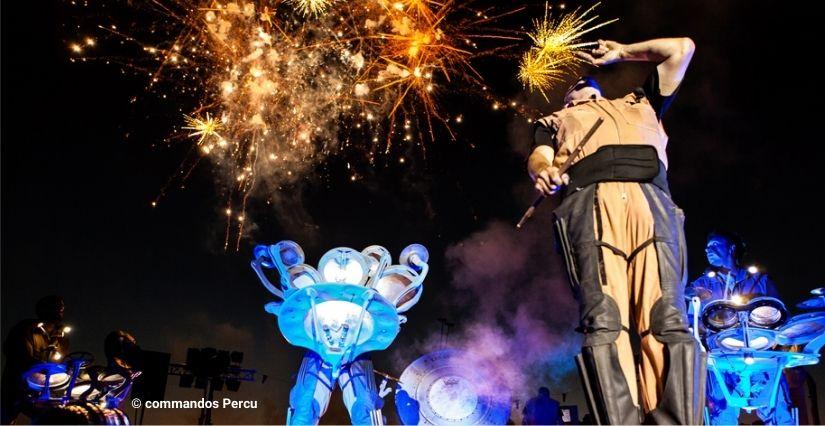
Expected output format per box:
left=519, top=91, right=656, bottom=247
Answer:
left=522, top=387, right=560, bottom=425
left=1, top=296, right=70, bottom=424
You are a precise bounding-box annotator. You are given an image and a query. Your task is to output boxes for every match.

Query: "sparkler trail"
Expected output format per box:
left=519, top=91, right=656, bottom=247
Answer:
left=519, top=2, right=617, bottom=100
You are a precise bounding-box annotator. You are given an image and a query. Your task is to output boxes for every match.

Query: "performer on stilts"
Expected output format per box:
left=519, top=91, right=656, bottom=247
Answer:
left=526, top=37, right=705, bottom=424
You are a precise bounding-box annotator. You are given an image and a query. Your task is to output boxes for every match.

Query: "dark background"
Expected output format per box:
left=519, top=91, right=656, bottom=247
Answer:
left=3, top=0, right=825, bottom=423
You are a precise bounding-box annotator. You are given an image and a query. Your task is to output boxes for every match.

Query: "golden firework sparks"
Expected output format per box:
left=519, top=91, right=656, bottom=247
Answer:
left=183, top=113, right=223, bottom=145
left=289, top=0, right=333, bottom=16
left=519, top=2, right=617, bottom=98
left=68, top=0, right=525, bottom=248
left=518, top=49, right=567, bottom=101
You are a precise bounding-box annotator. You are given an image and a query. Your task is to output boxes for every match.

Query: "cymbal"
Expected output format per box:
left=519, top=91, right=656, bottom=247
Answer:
left=797, top=296, right=825, bottom=310
left=685, top=286, right=713, bottom=301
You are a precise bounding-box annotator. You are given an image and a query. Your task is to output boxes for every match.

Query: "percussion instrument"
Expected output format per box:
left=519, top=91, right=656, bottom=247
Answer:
left=702, top=297, right=788, bottom=333
left=776, top=311, right=825, bottom=347
left=253, top=242, right=429, bottom=378
left=396, top=350, right=511, bottom=425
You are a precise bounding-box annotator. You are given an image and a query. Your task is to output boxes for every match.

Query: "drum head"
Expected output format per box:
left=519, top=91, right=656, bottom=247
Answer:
left=396, top=350, right=511, bottom=425
left=286, top=264, right=321, bottom=289
left=25, top=363, right=70, bottom=391
left=374, top=266, right=422, bottom=313
left=777, top=311, right=825, bottom=346
left=747, top=297, right=788, bottom=328
left=708, top=327, right=777, bottom=351
left=702, top=300, right=739, bottom=332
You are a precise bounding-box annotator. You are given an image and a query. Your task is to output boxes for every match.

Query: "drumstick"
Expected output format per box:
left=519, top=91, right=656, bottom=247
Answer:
left=516, top=117, right=604, bottom=229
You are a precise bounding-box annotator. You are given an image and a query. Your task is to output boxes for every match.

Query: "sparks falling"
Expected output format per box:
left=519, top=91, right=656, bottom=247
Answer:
left=67, top=0, right=526, bottom=247
left=519, top=3, right=617, bottom=100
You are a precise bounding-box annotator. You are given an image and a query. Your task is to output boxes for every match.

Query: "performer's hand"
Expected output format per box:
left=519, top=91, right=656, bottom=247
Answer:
left=576, top=40, right=625, bottom=66
left=534, top=166, right=569, bottom=196
left=378, top=379, right=392, bottom=398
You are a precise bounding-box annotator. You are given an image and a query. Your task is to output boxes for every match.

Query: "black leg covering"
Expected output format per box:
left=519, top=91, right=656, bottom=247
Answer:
left=578, top=344, right=643, bottom=425
left=641, top=185, right=707, bottom=425
left=555, top=185, right=641, bottom=425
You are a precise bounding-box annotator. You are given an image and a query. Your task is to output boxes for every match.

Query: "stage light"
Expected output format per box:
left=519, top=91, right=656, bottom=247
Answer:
left=63, top=326, right=72, bottom=333
left=732, top=295, right=745, bottom=305
left=318, top=248, right=369, bottom=285
left=747, top=265, right=758, bottom=274
left=707, top=271, right=717, bottom=278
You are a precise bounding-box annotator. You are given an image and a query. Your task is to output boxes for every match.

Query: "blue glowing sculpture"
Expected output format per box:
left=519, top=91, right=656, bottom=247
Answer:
left=695, top=295, right=825, bottom=424
left=251, top=241, right=429, bottom=425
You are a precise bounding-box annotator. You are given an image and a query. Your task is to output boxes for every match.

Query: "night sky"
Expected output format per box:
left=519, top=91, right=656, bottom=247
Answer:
left=3, top=0, right=825, bottom=424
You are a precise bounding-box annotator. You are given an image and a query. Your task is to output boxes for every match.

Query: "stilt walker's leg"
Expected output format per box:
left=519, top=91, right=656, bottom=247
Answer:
left=339, top=357, right=384, bottom=426
left=554, top=185, right=641, bottom=425
left=641, top=184, right=707, bottom=425
left=288, top=352, right=334, bottom=426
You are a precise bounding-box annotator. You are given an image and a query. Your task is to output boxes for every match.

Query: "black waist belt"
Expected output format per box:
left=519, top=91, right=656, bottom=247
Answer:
left=563, top=145, right=670, bottom=197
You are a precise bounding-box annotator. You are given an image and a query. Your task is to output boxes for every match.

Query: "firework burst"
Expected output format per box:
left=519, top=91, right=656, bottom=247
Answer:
left=519, top=3, right=617, bottom=100
left=67, top=0, right=524, bottom=247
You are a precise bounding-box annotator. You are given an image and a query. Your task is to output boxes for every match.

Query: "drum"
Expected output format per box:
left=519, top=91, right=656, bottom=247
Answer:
left=396, top=350, right=511, bottom=425
left=24, top=363, right=71, bottom=398
left=776, top=311, right=825, bottom=346
left=69, top=370, right=128, bottom=403
left=702, top=300, right=739, bottom=332
left=374, top=266, right=423, bottom=313
left=747, top=297, right=789, bottom=328
left=702, top=297, right=788, bottom=333
left=708, top=327, right=778, bottom=351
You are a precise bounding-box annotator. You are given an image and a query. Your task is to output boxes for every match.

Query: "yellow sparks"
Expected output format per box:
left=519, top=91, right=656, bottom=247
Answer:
left=183, top=113, right=223, bottom=145
left=71, top=0, right=522, bottom=247
left=288, top=0, right=333, bottom=16
left=519, top=2, right=617, bottom=97
left=518, top=49, right=567, bottom=101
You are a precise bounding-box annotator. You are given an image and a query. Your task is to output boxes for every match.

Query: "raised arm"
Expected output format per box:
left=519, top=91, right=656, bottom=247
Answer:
left=577, top=37, right=696, bottom=95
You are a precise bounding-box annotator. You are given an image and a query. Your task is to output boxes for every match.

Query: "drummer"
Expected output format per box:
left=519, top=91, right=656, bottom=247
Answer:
left=1, top=296, right=70, bottom=424
left=687, top=231, right=778, bottom=307
left=687, top=232, right=794, bottom=425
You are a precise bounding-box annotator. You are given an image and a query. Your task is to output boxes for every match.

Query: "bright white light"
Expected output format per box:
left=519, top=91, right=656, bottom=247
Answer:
left=747, top=265, right=758, bottom=274
left=318, top=249, right=367, bottom=284
left=731, top=295, right=745, bottom=305
left=63, top=326, right=72, bottom=333
left=744, top=354, right=755, bottom=365
left=322, top=260, right=365, bottom=284
left=707, top=271, right=716, bottom=278
left=52, top=352, right=63, bottom=361
left=313, top=300, right=374, bottom=350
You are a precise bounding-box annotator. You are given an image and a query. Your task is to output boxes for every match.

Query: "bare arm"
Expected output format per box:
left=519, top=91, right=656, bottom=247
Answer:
left=577, top=37, right=696, bottom=95
left=527, top=145, right=567, bottom=196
